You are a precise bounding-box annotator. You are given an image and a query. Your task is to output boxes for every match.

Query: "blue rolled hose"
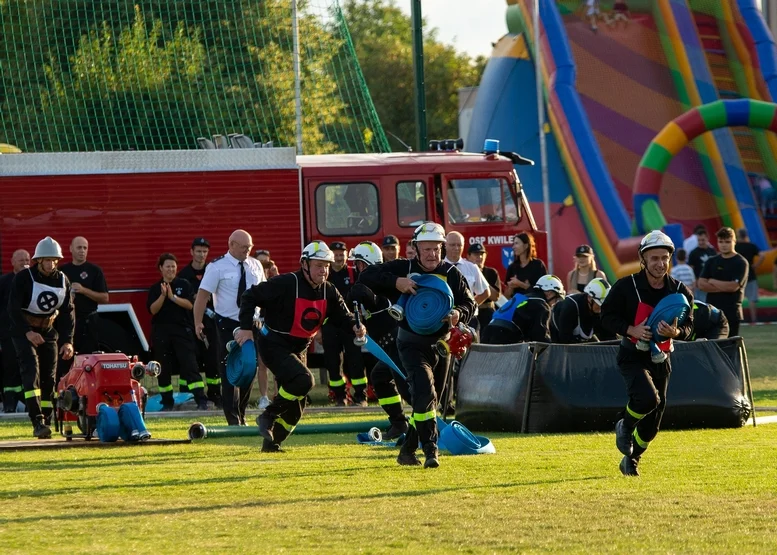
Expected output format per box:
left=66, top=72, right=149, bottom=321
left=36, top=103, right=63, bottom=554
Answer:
left=401, top=274, right=454, bottom=335
left=226, top=339, right=257, bottom=389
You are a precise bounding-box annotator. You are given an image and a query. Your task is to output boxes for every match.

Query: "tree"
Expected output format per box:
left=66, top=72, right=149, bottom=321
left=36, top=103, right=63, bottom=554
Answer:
left=342, top=0, right=487, bottom=151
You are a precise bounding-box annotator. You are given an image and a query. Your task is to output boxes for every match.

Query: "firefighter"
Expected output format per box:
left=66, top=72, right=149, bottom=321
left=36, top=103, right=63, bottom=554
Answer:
left=689, top=300, right=729, bottom=340
left=178, top=237, right=222, bottom=408
left=0, top=249, right=31, bottom=412
left=148, top=253, right=208, bottom=411
left=322, top=241, right=367, bottom=406
left=8, top=237, right=75, bottom=438
left=481, top=275, right=565, bottom=345
left=360, top=222, right=476, bottom=468
left=550, top=277, right=611, bottom=344
left=236, top=242, right=365, bottom=453
left=348, top=241, right=411, bottom=440
left=600, top=230, right=694, bottom=477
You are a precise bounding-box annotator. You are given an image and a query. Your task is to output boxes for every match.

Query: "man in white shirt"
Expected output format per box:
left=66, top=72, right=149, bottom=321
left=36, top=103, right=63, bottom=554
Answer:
left=682, top=224, right=705, bottom=256
left=194, top=229, right=265, bottom=425
left=444, top=232, right=490, bottom=329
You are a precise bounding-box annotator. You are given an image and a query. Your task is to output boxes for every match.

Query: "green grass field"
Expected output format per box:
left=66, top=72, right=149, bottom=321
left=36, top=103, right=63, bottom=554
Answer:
left=1, top=327, right=775, bottom=553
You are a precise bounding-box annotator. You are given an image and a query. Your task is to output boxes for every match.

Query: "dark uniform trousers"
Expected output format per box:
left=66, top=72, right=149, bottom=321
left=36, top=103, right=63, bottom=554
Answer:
left=481, top=323, right=519, bottom=345
left=152, top=325, right=206, bottom=409
left=197, top=316, right=221, bottom=404
left=216, top=316, right=256, bottom=425
left=12, top=326, right=58, bottom=423
left=257, top=332, right=314, bottom=445
left=322, top=321, right=367, bottom=401
left=396, top=335, right=443, bottom=451
left=618, top=347, right=671, bottom=452
left=1, top=337, right=24, bottom=411
left=369, top=336, right=411, bottom=425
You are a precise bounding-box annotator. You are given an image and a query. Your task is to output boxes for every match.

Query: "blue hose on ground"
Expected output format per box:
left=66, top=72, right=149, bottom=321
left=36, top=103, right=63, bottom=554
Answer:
left=361, top=337, right=407, bottom=381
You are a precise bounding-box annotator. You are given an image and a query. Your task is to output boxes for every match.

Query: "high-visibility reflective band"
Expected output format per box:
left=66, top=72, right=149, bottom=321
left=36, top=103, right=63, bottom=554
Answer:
left=40, top=400, right=53, bottom=408
left=279, top=387, right=304, bottom=401
left=206, top=377, right=221, bottom=385
left=24, top=389, right=41, bottom=399
left=179, top=379, right=188, bottom=386
left=329, top=378, right=346, bottom=388
left=378, top=395, right=401, bottom=406
left=414, top=409, right=436, bottom=422
left=158, top=384, right=174, bottom=393
left=633, top=428, right=650, bottom=449
left=351, top=377, right=368, bottom=386
left=3, top=386, right=23, bottom=393
left=408, top=415, right=416, bottom=428
left=188, top=381, right=205, bottom=390
left=276, top=417, right=296, bottom=432
left=626, top=404, right=646, bottom=420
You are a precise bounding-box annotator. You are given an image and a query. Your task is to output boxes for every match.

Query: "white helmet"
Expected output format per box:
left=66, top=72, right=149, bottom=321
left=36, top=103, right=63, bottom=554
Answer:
left=412, top=222, right=446, bottom=243
left=300, top=241, right=335, bottom=264
left=536, top=274, right=565, bottom=297
left=32, top=236, right=63, bottom=260
left=352, top=241, right=383, bottom=266
left=639, top=230, right=674, bottom=256
left=583, top=277, right=611, bottom=306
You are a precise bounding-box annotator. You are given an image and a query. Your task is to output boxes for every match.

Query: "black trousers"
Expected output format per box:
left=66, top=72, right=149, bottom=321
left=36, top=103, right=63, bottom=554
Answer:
left=618, top=348, right=671, bottom=449
left=257, top=333, right=314, bottom=445
left=481, top=324, right=520, bottom=345
left=370, top=339, right=411, bottom=424
left=396, top=335, right=441, bottom=449
left=196, top=316, right=221, bottom=402
left=1, top=337, right=23, bottom=412
left=322, top=321, right=366, bottom=399
left=152, top=325, right=206, bottom=407
left=12, top=327, right=58, bottom=424
left=216, top=316, right=256, bottom=425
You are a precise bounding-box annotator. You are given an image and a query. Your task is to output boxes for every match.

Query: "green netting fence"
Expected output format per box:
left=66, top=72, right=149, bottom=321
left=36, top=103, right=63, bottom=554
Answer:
left=0, top=0, right=389, bottom=154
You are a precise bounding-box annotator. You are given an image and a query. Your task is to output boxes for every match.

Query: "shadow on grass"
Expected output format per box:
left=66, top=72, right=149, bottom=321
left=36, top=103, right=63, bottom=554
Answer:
left=0, top=475, right=607, bottom=525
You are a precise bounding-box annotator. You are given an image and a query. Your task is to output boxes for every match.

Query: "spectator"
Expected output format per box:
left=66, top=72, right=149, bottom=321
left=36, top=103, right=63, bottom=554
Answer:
left=607, top=0, right=630, bottom=27
left=467, top=242, right=501, bottom=330
left=0, top=249, right=31, bottom=412
left=688, top=228, right=716, bottom=301
left=585, top=0, right=602, bottom=32
left=57, top=236, right=109, bottom=377
left=177, top=237, right=221, bottom=409
left=669, top=248, right=696, bottom=290
left=381, top=235, right=400, bottom=262
left=444, top=232, right=490, bottom=331
left=147, top=253, right=208, bottom=411
left=504, top=232, right=547, bottom=298
left=261, top=259, right=279, bottom=279
left=193, top=230, right=265, bottom=426
left=735, top=228, right=763, bottom=324
left=406, top=240, right=416, bottom=260
left=683, top=224, right=706, bottom=255
left=255, top=249, right=271, bottom=263
left=566, top=244, right=607, bottom=293
left=754, top=175, right=776, bottom=214
left=698, top=227, right=748, bottom=337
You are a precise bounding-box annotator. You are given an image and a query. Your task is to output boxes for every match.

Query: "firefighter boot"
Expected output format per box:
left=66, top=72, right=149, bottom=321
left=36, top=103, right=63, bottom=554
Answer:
left=383, top=418, right=409, bottom=441
left=615, top=419, right=633, bottom=457
left=397, top=426, right=421, bottom=466
left=423, top=443, right=440, bottom=469
left=3, top=392, right=18, bottom=413
left=32, top=417, right=52, bottom=439
left=261, top=438, right=284, bottom=453
left=352, top=384, right=369, bottom=407
left=257, top=412, right=275, bottom=443
left=620, top=444, right=646, bottom=477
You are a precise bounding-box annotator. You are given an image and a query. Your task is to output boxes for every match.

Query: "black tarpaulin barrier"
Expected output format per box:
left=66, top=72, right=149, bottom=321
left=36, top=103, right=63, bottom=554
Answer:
left=456, top=338, right=753, bottom=433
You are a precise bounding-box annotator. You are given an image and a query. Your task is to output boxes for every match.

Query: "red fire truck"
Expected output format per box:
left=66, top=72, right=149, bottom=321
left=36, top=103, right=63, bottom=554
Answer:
left=0, top=145, right=544, bottom=356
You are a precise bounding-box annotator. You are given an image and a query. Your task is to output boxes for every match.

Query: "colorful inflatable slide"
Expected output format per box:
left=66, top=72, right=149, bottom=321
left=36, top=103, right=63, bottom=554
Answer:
left=468, top=0, right=777, bottom=291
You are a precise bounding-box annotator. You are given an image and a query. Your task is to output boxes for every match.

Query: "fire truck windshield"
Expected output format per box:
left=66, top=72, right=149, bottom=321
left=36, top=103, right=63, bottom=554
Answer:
left=445, top=177, right=518, bottom=224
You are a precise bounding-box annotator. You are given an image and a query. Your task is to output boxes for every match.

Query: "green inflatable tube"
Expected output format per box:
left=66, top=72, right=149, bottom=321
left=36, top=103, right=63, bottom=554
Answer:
left=188, top=419, right=389, bottom=440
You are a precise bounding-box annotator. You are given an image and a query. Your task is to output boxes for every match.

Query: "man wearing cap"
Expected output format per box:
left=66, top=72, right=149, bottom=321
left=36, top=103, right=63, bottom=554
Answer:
left=194, top=230, right=265, bottom=426
left=443, top=233, right=489, bottom=328
left=381, top=236, right=401, bottom=262
left=255, top=249, right=271, bottom=263
left=322, top=241, right=368, bottom=405
left=178, top=237, right=221, bottom=408
left=8, top=237, right=75, bottom=438
left=467, top=242, right=501, bottom=330
left=57, top=236, right=109, bottom=378
left=0, top=249, right=31, bottom=412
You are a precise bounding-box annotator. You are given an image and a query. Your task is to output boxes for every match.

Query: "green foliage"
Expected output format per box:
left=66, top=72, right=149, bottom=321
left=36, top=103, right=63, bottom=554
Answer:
left=343, top=0, right=487, bottom=151
left=0, top=0, right=388, bottom=153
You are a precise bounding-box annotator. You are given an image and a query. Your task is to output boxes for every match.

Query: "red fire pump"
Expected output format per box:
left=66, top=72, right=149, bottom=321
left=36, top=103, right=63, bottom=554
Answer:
left=54, top=353, right=160, bottom=440
left=435, top=323, right=475, bottom=360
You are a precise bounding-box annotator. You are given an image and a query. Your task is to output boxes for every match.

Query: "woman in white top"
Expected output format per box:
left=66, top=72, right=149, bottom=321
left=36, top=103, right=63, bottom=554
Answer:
left=566, top=244, right=607, bottom=293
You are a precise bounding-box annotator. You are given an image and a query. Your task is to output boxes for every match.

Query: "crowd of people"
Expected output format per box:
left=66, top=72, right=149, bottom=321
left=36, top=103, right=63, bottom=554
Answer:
left=0, top=221, right=772, bottom=474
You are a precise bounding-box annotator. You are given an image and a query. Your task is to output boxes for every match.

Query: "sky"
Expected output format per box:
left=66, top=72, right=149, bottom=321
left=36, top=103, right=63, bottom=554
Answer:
left=395, top=0, right=509, bottom=58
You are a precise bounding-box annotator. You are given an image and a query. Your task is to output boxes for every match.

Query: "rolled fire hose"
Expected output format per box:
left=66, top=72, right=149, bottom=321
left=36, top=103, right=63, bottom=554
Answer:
left=389, top=274, right=453, bottom=335
left=188, top=419, right=390, bottom=440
